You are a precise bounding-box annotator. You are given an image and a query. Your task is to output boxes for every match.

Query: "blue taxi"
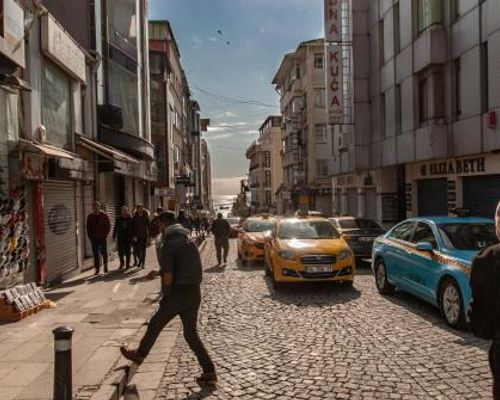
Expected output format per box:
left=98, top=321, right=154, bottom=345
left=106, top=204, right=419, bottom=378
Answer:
left=372, top=216, right=497, bottom=329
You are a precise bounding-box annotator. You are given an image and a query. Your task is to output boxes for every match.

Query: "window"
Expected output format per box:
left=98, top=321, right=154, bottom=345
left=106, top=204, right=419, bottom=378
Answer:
left=265, top=170, right=272, bottom=188
left=412, top=223, right=438, bottom=248
left=316, top=159, right=329, bottom=177
left=395, top=84, right=402, bottom=135
left=109, top=60, right=139, bottom=134
left=314, top=53, right=324, bottom=69
left=264, top=151, right=271, bottom=168
left=378, top=20, right=385, bottom=65
left=481, top=43, right=489, bottom=113
left=0, top=0, right=4, bottom=38
left=394, top=4, right=400, bottom=54
left=315, top=124, right=327, bottom=144
left=292, top=64, right=301, bottom=80
left=380, top=93, right=386, bottom=138
left=417, top=0, right=442, bottom=34
left=419, top=76, right=429, bottom=124
left=265, top=191, right=272, bottom=206
left=389, top=222, right=415, bottom=242
left=314, top=88, right=325, bottom=108
left=42, top=62, right=72, bottom=148
left=454, top=58, right=462, bottom=118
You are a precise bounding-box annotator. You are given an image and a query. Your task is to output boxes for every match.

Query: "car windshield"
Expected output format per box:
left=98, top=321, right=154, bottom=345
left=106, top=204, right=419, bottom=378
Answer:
left=438, top=223, right=498, bottom=251
left=279, top=220, right=340, bottom=240
left=338, top=218, right=382, bottom=230
left=246, top=220, right=275, bottom=232
left=227, top=218, right=240, bottom=225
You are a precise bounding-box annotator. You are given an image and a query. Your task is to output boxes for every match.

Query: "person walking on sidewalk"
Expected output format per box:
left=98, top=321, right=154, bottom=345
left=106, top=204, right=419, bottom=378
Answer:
left=86, top=201, right=111, bottom=275
left=149, top=207, right=164, bottom=240
left=120, top=211, right=217, bottom=386
left=133, top=204, right=150, bottom=269
left=113, top=206, right=134, bottom=270
left=211, top=213, right=231, bottom=266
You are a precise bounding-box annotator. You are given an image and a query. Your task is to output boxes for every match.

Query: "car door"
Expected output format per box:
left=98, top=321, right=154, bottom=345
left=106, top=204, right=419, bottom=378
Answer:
left=403, top=222, right=442, bottom=302
left=383, top=221, right=416, bottom=286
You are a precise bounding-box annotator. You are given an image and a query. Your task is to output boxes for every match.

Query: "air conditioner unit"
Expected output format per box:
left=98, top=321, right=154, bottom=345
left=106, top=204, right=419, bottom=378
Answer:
left=337, top=133, right=348, bottom=152
left=97, top=104, right=123, bottom=130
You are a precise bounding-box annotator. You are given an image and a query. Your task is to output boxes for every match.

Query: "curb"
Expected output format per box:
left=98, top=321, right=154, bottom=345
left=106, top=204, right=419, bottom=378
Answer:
left=89, top=237, right=208, bottom=400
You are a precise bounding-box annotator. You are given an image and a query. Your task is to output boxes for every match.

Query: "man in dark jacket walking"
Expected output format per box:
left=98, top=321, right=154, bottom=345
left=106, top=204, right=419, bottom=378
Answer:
left=113, top=206, right=134, bottom=270
left=86, top=201, right=111, bottom=274
left=120, top=211, right=216, bottom=386
left=133, top=204, right=150, bottom=269
left=210, top=213, right=231, bottom=266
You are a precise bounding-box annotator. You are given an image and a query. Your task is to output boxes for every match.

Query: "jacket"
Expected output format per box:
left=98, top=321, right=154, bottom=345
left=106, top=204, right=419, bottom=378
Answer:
left=470, top=243, right=500, bottom=339
left=113, top=216, right=134, bottom=242
left=159, top=224, right=202, bottom=286
left=133, top=211, right=151, bottom=239
left=86, top=211, right=111, bottom=240
left=211, top=218, right=231, bottom=239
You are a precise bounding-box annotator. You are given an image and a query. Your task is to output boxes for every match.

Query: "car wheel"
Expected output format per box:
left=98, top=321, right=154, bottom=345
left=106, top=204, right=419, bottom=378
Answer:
left=439, top=278, right=466, bottom=329
left=271, top=265, right=282, bottom=290
left=375, top=260, right=394, bottom=295
left=264, top=257, right=271, bottom=276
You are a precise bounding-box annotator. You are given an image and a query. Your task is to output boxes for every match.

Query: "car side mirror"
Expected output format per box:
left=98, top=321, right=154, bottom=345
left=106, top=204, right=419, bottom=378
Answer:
left=415, top=242, right=434, bottom=252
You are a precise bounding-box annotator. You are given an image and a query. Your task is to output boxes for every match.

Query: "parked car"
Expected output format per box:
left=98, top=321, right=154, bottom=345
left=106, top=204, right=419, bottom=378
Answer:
left=329, top=217, right=386, bottom=264
left=237, top=215, right=276, bottom=263
left=371, top=216, right=497, bottom=329
left=227, top=217, right=242, bottom=238
left=264, top=215, right=355, bottom=288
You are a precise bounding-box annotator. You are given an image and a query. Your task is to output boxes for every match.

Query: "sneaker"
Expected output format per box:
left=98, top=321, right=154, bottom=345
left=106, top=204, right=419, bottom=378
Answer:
left=119, top=264, right=124, bottom=270
left=103, top=265, right=109, bottom=273
left=196, top=372, right=217, bottom=386
left=119, top=346, right=144, bottom=365
left=94, top=269, right=100, bottom=276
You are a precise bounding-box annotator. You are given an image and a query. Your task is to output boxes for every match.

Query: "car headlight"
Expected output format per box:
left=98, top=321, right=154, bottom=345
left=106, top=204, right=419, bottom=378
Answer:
left=338, top=249, right=353, bottom=261
left=278, top=250, right=295, bottom=260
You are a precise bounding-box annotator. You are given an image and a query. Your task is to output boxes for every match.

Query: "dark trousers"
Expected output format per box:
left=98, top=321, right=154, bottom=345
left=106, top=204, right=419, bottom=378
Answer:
left=138, top=285, right=215, bottom=374
left=117, top=239, right=132, bottom=267
left=136, top=237, right=148, bottom=266
left=91, top=238, right=108, bottom=271
left=490, top=340, right=500, bottom=399
left=214, top=237, right=229, bottom=264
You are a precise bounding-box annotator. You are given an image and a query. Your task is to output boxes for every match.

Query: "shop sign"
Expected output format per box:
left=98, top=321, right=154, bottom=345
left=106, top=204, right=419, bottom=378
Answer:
left=419, top=156, right=486, bottom=177
left=326, top=43, right=343, bottom=125
left=58, top=157, right=85, bottom=172
left=48, top=204, right=72, bottom=235
left=22, top=154, right=46, bottom=180
left=324, top=0, right=342, bottom=42
left=41, top=14, right=86, bottom=82
left=154, top=187, right=175, bottom=197
left=0, top=0, right=25, bottom=68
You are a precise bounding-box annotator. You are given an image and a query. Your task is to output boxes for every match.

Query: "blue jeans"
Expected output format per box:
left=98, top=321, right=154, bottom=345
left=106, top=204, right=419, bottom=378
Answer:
left=91, top=238, right=108, bottom=271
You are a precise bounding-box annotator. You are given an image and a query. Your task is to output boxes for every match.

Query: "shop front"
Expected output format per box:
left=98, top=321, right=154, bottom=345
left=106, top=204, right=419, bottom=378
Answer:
left=406, top=154, right=500, bottom=218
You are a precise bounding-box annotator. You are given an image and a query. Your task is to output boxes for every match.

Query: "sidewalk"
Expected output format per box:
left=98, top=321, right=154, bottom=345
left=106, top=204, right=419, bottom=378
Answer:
left=0, top=243, right=187, bottom=400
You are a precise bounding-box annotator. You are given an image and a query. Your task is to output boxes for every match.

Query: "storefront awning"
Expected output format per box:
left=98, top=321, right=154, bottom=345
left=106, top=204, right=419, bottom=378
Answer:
left=20, top=139, right=77, bottom=159
left=77, top=135, right=139, bottom=165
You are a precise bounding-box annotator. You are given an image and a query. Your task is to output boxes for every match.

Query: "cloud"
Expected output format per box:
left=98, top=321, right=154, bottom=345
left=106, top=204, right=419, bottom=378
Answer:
left=259, top=27, right=266, bottom=33
left=212, top=177, right=246, bottom=196
left=205, top=133, right=234, bottom=140
left=191, top=35, right=204, bottom=49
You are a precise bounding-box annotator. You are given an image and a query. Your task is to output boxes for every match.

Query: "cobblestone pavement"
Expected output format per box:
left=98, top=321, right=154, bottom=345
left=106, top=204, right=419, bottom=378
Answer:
left=154, top=239, right=492, bottom=400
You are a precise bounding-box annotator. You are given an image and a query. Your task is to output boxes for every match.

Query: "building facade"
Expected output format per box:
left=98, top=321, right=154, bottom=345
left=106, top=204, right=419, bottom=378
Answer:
left=273, top=40, right=333, bottom=216
left=332, top=0, right=500, bottom=223
left=200, top=138, right=213, bottom=211
left=246, top=116, right=283, bottom=214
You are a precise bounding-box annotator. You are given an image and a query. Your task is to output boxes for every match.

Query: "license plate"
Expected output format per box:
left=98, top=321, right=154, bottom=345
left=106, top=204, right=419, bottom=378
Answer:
left=359, top=237, right=374, bottom=242
left=305, top=265, right=333, bottom=273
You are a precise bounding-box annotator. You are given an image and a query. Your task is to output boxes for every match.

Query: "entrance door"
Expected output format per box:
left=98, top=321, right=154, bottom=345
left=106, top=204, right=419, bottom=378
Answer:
left=364, top=188, right=377, bottom=220
left=417, top=179, right=448, bottom=216
left=463, top=175, right=500, bottom=217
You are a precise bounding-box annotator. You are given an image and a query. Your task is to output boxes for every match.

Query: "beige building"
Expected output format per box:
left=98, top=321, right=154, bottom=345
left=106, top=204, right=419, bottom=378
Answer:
left=246, top=116, right=283, bottom=214
left=272, top=39, right=332, bottom=216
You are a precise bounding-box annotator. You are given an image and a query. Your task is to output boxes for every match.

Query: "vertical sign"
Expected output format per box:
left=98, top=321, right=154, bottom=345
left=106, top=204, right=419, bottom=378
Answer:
left=326, top=44, right=343, bottom=125
left=325, top=0, right=342, bottom=42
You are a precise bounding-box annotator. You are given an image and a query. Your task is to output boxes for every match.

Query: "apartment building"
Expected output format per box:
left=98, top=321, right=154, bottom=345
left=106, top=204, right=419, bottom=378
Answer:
left=246, top=116, right=283, bottom=214
left=332, top=0, right=500, bottom=222
left=201, top=139, right=213, bottom=211
left=273, top=40, right=333, bottom=216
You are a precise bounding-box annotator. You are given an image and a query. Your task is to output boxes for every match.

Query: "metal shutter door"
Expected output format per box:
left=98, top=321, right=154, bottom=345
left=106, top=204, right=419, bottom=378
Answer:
left=417, top=179, right=448, bottom=216
left=365, top=188, right=377, bottom=220
left=83, top=183, right=94, bottom=258
left=105, top=176, right=117, bottom=252
left=463, top=175, right=500, bottom=218
left=44, top=181, right=78, bottom=282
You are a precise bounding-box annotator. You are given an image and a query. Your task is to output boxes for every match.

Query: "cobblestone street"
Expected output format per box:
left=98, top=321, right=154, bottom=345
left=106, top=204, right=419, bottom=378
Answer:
left=154, top=239, right=492, bottom=400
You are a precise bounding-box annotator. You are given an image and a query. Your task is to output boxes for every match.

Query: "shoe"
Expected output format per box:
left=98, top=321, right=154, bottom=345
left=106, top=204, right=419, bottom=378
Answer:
left=125, top=264, right=130, bottom=270
left=119, top=264, right=124, bottom=270
left=196, top=372, right=217, bottom=386
left=94, top=269, right=100, bottom=275
left=104, top=265, right=109, bottom=273
left=119, top=346, right=144, bottom=365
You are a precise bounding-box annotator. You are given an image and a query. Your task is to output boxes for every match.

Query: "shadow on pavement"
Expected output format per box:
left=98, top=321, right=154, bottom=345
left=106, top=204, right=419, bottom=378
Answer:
left=234, top=259, right=265, bottom=271
left=48, top=267, right=142, bottom=290
left=184, top=385, right=216, bottom=399
left=44, top=290, right=74, bottom=302
left=205, top=264, right=227, bottom=273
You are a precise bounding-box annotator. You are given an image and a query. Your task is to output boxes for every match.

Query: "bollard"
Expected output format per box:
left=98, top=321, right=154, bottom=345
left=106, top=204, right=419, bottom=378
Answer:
left=52, top=326, right=74, bottom=400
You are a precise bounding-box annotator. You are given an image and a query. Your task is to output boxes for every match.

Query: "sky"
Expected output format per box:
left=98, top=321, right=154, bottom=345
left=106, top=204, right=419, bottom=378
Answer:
left=149, top=0, right=324, bottom=195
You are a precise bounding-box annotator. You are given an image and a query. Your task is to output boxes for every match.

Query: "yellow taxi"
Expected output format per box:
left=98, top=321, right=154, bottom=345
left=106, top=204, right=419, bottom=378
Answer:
left=237, top=215, right=277, bottom=264
left=264, top=216, right=355, bottom=288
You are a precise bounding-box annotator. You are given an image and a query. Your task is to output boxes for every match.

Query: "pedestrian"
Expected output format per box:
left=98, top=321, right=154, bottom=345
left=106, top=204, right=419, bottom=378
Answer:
left=120, top=211, right=217, bottom=386
left=150, top=207, right=164, bottom=240
left=113, top=206, right=134, bottom=270
left=210, top=213, right=231, bottom=266
left=133, top=204, right=151, bottom=269
left=86, top=201, right=111, bottom=275
left=202, top=216, right=210, bottom=235
left=177, top=210, right=189, bottom=229
left=470, top=201, right=500, bottom=399
left=193, top=216, right=201, bottom=238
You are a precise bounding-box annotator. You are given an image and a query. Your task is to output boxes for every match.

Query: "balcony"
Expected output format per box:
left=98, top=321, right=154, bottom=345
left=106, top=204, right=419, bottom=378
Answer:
left=413, top=26, right=446, bottom=73
left=99, top=124, right=155, bottom=160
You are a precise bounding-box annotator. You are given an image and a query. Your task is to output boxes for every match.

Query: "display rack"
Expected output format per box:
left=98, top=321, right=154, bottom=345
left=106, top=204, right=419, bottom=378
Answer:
left=0, top=283, right=50, bottom=322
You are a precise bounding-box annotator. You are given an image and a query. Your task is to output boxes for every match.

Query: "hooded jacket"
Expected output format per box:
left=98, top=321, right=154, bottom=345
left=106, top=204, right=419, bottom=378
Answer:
left=159, top=224, right=202, bottom=285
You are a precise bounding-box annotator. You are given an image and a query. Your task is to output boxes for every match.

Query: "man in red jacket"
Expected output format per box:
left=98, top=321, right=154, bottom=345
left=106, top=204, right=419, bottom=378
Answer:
left=86, top=201, right=111, bottom=274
